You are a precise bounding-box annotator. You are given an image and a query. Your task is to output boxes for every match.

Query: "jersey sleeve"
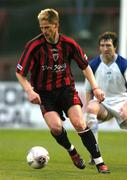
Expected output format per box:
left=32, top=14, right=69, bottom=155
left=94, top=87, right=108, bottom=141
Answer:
left=72, top=40, right=88, bottom=69
left=16, top=42, right=35, bottom=76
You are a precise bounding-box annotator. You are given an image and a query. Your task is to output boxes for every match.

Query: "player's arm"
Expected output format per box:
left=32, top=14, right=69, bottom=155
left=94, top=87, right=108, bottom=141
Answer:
left=83, top=65, right=105, bottom=102
left=16, top=72, right=41, bottom=105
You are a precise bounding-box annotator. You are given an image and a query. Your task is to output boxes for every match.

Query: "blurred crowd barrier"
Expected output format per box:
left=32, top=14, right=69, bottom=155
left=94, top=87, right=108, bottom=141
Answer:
left=0, top=82, right=121, bottom=131
left=0, top=0, right=119, bottom=81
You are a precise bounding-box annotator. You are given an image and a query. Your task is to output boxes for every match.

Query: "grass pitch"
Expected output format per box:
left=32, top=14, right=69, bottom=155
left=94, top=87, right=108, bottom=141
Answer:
left=0, top=129, right=127, bottom=180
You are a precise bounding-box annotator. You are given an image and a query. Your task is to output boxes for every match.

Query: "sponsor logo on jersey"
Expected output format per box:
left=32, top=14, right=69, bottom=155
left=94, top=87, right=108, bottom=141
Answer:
left=42, top=63, right=66, bottom=72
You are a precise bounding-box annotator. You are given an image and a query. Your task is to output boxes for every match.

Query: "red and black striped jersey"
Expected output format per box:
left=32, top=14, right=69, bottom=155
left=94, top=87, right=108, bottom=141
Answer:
left=16, top=33, right=88, bottom=91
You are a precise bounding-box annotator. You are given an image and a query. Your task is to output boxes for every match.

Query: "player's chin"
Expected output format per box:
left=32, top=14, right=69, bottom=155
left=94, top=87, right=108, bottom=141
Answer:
left=44, top=34, right=49, bottom=40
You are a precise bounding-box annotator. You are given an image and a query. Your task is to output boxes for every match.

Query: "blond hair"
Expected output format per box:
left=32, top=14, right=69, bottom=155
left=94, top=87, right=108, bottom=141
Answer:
left=38, top=8, right=59, bottom=24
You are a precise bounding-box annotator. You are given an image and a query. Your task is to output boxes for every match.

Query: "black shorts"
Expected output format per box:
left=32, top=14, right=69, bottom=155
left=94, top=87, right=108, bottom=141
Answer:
left=39, top=86, right=82, bottom=120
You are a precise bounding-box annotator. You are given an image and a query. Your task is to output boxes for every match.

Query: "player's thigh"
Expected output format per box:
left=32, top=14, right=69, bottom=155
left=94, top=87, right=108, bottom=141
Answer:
left=86, top=100, right=109, bottom=121
left=43, top=111, right=63, bottom=132
left=86, top=100, right=102, bottom=114
left=60, top=86, right=82, bottom=116
left=68, top=105, right=86, bottom=130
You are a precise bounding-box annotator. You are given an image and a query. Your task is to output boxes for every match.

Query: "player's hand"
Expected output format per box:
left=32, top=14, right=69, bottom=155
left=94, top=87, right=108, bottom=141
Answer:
left=27, top=90, right=42, bottom=105
left=93, top=88, right=105, bottom=103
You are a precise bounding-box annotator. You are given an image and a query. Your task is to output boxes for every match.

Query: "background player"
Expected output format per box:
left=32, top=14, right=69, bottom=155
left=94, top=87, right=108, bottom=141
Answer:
left=85, top=31, right=127, bottom=164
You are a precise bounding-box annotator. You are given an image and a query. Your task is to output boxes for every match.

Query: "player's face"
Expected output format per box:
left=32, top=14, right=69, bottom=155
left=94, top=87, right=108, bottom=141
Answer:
left=39, top=20, right=59, bottom=43
left=99, top=39, right=116, bottom=60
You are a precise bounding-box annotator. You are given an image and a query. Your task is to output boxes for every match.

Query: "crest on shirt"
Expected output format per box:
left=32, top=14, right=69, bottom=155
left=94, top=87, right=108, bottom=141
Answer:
left=51, top=48, right=59, bottom=62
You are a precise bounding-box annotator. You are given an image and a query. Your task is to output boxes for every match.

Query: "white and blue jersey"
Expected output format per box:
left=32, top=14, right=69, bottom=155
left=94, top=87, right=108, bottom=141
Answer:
left=85, top=54, right=127, bottom=127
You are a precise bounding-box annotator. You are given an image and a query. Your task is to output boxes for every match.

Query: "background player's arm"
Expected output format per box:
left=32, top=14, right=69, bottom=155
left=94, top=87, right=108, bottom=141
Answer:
left=16, top=72, right=41, bottom=105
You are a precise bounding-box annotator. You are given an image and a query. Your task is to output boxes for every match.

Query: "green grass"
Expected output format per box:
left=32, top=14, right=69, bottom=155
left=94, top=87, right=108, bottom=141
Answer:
left=0, top=130, right=127, bottom=180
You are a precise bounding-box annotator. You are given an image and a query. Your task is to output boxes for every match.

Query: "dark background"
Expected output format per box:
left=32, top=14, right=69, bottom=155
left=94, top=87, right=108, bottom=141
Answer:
left=0, top=0, right=120, bottom=81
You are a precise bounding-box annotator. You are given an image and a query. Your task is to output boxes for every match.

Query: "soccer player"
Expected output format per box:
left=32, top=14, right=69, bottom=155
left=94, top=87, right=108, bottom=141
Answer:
left=85, top=31, right=127, bottom=165
left=16, top=8, right=110, bottom=173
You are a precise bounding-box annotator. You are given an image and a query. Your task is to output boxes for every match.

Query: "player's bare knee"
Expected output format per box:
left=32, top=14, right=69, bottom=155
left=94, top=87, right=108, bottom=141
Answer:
left=50, top=125, right=62, bottom=135
left=73, top=120, right=86, bottom=131
left=70, top=113, right=86, bottom=130
left=86, top=102, right=100, bottom=114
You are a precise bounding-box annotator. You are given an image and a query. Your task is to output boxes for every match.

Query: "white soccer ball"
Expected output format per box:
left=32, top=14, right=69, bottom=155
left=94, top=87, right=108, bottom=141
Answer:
left=26, top=146, right=50, bottom=169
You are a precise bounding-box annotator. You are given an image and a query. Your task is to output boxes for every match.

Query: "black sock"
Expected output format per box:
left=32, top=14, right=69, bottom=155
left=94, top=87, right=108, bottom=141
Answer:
left=51, top=127, right=71, bottom=150
left=78, top=128, right=101, bottom=158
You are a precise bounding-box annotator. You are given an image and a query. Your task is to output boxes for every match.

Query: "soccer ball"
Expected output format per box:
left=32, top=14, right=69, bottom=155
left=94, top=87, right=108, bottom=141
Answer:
left=26, top=146, right=50, bottom=169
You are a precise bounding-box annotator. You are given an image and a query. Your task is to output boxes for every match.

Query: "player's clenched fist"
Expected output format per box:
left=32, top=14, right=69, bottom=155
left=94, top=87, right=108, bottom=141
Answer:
left=27, top=90, right=41, bottom=105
